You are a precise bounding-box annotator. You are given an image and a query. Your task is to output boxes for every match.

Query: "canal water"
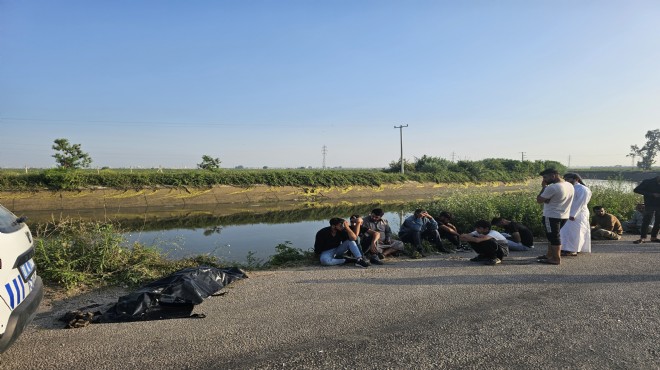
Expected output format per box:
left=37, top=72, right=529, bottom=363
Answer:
left=123, top=205, right=413, bottom=265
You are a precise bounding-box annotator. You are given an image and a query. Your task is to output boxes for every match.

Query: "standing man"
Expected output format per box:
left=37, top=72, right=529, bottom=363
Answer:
left=633, top=175, right=660, bottom=244
left=536, top=168, right=574, bottom=265
left=360, top=208, right=405, bottom=265
left=622, top=203, right=654, bottom=234
left=590, top=206, right=623, bottom=240
left=314, top=218, right=370, bottom=268
left=560, top=173, right=592, bottom=256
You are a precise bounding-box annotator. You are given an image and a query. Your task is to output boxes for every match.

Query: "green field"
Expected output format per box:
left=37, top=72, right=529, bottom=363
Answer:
left=0, top=158, right=565, bottom=190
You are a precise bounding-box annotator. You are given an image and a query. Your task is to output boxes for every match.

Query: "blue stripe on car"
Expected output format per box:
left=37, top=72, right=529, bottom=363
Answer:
left=5, top=282, right=14, bottom=309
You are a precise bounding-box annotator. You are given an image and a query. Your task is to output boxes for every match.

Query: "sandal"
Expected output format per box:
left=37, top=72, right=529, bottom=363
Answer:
left=537, top=255, right=549, bottom=260
left=537, top=259, right=560, bottom=265
left=633, top=239, right=646, bottom=244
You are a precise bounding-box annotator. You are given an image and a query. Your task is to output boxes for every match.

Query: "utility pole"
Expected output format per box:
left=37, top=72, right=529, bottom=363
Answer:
left=568, top=155, right=571, bottom=168
left=394, top=124, right=408, bottom=174
left=322, top=145, right=327, bottom=170
left=519, top=152, right=526, bottom=161
left=451, top=152, right=456, bottom=162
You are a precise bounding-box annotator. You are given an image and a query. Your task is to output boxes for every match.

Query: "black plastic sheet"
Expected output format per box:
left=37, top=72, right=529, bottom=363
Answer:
left=101, top=266, right=247, bottom=323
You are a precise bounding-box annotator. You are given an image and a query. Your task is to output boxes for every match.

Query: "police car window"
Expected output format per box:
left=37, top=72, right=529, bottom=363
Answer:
left=0, top=205, right=22, bottom=233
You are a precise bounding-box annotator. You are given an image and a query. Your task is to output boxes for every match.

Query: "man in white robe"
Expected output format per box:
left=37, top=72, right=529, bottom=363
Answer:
left=560, top=173, right=592, bottom=255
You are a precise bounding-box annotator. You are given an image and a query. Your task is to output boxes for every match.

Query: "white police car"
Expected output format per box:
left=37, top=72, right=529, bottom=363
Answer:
left=0, top=204, right=43, bottom=353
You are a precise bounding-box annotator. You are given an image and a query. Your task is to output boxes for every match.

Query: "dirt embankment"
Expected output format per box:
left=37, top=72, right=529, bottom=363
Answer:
left=0, top=181, right=530, bottom=211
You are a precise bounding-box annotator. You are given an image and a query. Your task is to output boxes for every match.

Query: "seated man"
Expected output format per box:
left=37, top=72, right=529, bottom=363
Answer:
left=398, top=209, right=450, bottom=257
left=459, top=220, right=509, bottom=265
left=359, top=208, right=405, bottom=265
left=490, top=217, right=535, bottom=251
left=590, top=206, right=623, bottom=240
left=314, top=217, right=370, bottom=268
left=622, top=203, right=654, bottom=234
left=437, top=211, right=461, bottom=250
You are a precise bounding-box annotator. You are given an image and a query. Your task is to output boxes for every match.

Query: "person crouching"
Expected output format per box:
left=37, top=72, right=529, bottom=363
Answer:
left=460, top=220, right=509, bottom=265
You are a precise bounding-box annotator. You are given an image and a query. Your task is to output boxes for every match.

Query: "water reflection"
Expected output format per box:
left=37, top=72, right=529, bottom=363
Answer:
left=122, top=204, right=411, bottom=264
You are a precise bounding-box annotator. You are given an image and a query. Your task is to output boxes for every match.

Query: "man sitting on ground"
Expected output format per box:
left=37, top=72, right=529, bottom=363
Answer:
left=622, top=203, right=654, bottom=234
left=360, top=208, right=405, bottom=265
left=314, top=217, right=370, bottom=268
left=460, top=220, right=509, bottom=265
left=491, top=217, right=535, bottom=251
left=399, top=209, right=450, bottom=257
left=437, top=211, right=461, bottom=250
left=590, top=206, right=623, bottom=240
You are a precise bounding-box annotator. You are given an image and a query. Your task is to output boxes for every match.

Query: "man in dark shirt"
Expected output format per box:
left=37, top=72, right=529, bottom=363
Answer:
left=491, top=217, right=535, bottom=251
left=314, top=217, right=370, bottom=268
left=633, top=175, right=660, bottom=244
left=437, top=211, right=461, bottom=250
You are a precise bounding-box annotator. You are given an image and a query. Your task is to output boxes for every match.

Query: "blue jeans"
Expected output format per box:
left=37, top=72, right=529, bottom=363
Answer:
left=501, top=233, right=533, bottom=251
left=319, top=240, right=362, bottom=266
left=506, top=240, right=532, bottom=251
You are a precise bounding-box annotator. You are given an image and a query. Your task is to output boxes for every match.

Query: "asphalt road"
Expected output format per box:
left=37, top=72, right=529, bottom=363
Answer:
left=2, top=237, right=659, bottom=369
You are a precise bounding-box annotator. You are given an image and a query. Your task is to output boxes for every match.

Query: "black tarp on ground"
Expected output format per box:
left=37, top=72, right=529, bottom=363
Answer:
left=100, top=266, right=247, bottom=323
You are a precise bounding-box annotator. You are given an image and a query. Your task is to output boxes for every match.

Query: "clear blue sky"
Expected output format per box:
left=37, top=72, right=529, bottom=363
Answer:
left=1, top=1, right=659, bottom=169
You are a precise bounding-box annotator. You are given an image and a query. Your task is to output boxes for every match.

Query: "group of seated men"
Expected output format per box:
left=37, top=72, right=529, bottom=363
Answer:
left=313, top=208, right=537, bottom=268
left=313, top=204, right=636, bottom=268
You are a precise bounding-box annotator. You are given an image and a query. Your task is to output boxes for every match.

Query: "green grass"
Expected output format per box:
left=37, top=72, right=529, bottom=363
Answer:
left=33, top=219, right=315, bottom=291
left=0, top=158, right=564, bottom=190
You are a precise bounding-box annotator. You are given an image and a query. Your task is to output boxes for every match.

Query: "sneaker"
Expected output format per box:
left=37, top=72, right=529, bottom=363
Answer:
left=470, top=255, right=489, bottom=262
left=484, top=258, right=501, bottom=265
left=378, top=253, right=385, bottom=260
left=369, top=255, right=384, bottom=265
left=355, top=258, right=370, bottom=268
left=342, top=256, right=358, bottom=264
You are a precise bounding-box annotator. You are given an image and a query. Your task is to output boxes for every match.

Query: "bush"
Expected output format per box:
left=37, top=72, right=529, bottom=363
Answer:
left=267, top=242, right=315, bottom=267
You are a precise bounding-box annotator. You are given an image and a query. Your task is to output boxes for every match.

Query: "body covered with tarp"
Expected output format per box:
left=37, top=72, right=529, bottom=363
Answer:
left=101, top=266, right=247, bottom=322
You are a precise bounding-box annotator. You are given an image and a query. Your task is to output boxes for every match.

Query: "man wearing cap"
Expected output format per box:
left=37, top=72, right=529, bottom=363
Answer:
left=536, top=168, right=574, bottom=265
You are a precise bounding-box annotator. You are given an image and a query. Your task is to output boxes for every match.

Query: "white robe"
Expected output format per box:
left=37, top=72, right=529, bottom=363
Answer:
left=560, top=183, right=592, bottom=253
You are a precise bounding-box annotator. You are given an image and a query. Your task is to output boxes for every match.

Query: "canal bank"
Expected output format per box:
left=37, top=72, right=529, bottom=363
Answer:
left=0, top=181, right=531, bottom=212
